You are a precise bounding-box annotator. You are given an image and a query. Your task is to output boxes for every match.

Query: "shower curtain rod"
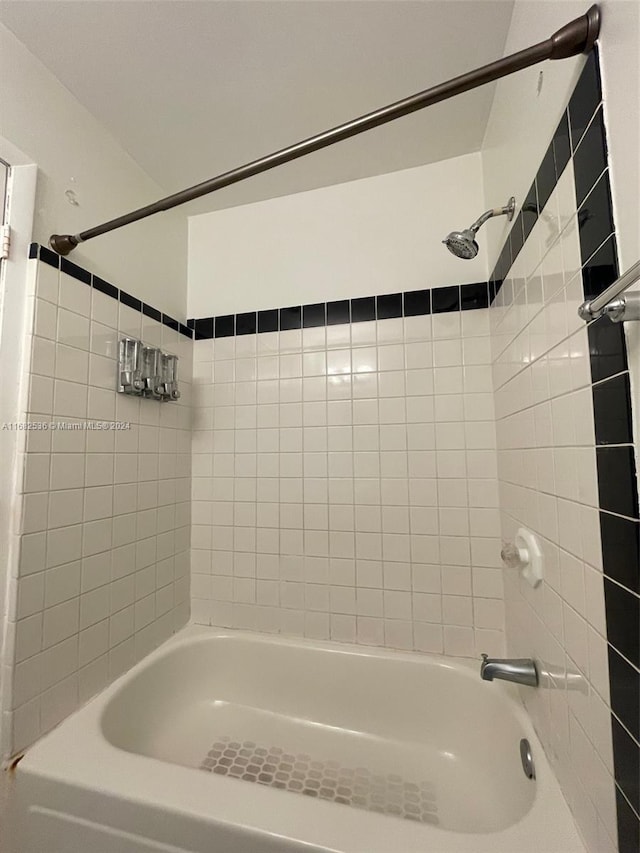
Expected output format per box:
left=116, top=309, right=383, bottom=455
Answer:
left=49, top=4, right=600, bottom=256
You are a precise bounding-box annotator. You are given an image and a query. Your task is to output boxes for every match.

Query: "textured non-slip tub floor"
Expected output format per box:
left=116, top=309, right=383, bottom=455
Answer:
left=200, top=736, right=439, bottom=824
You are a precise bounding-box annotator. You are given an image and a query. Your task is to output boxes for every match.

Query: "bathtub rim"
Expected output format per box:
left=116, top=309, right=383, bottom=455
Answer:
left=14, top=623, right=586, bottom=853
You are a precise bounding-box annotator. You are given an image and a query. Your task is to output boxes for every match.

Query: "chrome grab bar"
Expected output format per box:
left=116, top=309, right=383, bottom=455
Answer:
left=578, top=259, right=640, bottom=322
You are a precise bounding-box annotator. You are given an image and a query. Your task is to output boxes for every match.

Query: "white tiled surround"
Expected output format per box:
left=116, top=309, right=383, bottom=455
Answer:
left=3, top=259, right=192, bottom=756
left=191, top=303, right=505, bottom=658
left=491, top=163, right=617, bottom=853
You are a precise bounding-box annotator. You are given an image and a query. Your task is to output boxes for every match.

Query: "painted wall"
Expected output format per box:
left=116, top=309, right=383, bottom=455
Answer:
left=187, top=154, right=488, bottom=318
left=481, top=0, right=586, bottom=266
left=0, top=24, right=188, bottom=320
left=598, top=0, right=640, bottom=470
left=598, top=0, right=640, bottom=273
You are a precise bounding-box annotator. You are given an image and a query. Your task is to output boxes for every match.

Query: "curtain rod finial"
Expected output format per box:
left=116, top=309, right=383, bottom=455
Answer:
left=49, top=234, right=79, bottom=256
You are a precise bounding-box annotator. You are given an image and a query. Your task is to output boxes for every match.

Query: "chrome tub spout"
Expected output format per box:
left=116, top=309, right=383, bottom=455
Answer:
left=480, top=654, right=539, bottom=687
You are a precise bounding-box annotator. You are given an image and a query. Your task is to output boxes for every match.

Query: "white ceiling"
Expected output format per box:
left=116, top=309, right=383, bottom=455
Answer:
left=0, top=1, right=515, bottom=213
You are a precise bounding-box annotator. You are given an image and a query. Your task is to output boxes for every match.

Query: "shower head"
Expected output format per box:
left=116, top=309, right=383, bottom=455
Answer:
left=442, top=229, right=480, bottom=260
left=443, top=196, right=515, bottom=260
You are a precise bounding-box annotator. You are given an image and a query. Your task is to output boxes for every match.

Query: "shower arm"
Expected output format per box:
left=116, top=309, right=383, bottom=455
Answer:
left=469, top=199, right=516, bottom=234
left=49, top=5, right=601, bottom=256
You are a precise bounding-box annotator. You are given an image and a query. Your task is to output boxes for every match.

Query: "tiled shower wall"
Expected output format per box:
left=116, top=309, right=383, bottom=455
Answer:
left=3, top=250, right=192, bottom=757
left=191, top=296, right=507, bottom=657
left=490, top=52, right=638, bottom=853
left=492, top=162, right=618, bottom=853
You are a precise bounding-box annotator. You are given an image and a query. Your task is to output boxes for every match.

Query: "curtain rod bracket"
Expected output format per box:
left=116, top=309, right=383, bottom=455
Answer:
left=550, top=4, right=599, bottom=58
left=50, top=234, right=80, bottom=255
left=48, top=5, right=601, bottom=257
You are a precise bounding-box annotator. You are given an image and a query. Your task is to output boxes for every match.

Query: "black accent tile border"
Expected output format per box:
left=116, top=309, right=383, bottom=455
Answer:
left=432, top=286, right=459, bottom=314
left=350, top=296, right=376, bottom=323
left=193, top=317, right=214, bottom=341
left=605, top=578, right=640, bottom=670
left=236, top=312, right=256, bottom=336
left=28, top=242, right=193, bottom=338
left=162, top=314, right=179, bottom=333
left=60, top=256, right=91, bottom=285
left=573, top=106, right=608, bottom=208
left=612, top=715, right=640, bottom=817
left=535, top=142, right=556, bottom=213
left=376, top=293, right=402, bottom=320
left=489, top=47, right=640, bottom=849
left=552, top=111, right=571, bottom=182
left=214, top=315, right=234, bottom=338
left=93, top=276, right=118, bottom=300
left=186, top=282, right=488, bottom=339
left=142, top=303, right=162, bottom=323
left=608, top=647, right=640, bottom=743
left=600, top=512, right=640, bottom=596
left=302, top=303, right=326, bottom=328
left=568, top=49, right=602, bottom=152
left=327, top=300, right=350, bottom=325
left=461, top=282, right=489, bottom=311
left=582, top=234, right=619, bottom=299
left=593, top=374, right=633, bottom=446
left=589, top=316, right=628, bottom=382
left=521, top=181, right=539, bottom=244
left=403, top=289, right=430, bottom=317
left=280, top=305, right=302, bottom=331
left=38, top=244, right=60, bottom=269
left=616, top=785, right=640, bottom=853
left=119, top=290, right=142, bottom=312
left=578, top=171, right=615, bottom=266
left=596, top=446, right=639, bottom=520
left=258, top=309, right=278, bottom=333
left=508, top=212, right=525, bottom=265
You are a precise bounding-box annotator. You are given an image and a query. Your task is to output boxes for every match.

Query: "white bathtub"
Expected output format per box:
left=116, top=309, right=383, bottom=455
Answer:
left=13, top=625, right=584, bottom=853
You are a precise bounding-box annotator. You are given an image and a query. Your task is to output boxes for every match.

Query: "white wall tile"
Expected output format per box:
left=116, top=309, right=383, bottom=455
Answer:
left=193, top=310, right=499, bottom=658
left=42, top=598, right=79, bottom=648
left=36, top=263, right=59, bottom=304
left=16, top=574, right=45, bottom=620
left=44, top=561, right=81, bottom=608
left=33, top=299, right=58, bottom=340
left=5, top=260, right=191, bottom=757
